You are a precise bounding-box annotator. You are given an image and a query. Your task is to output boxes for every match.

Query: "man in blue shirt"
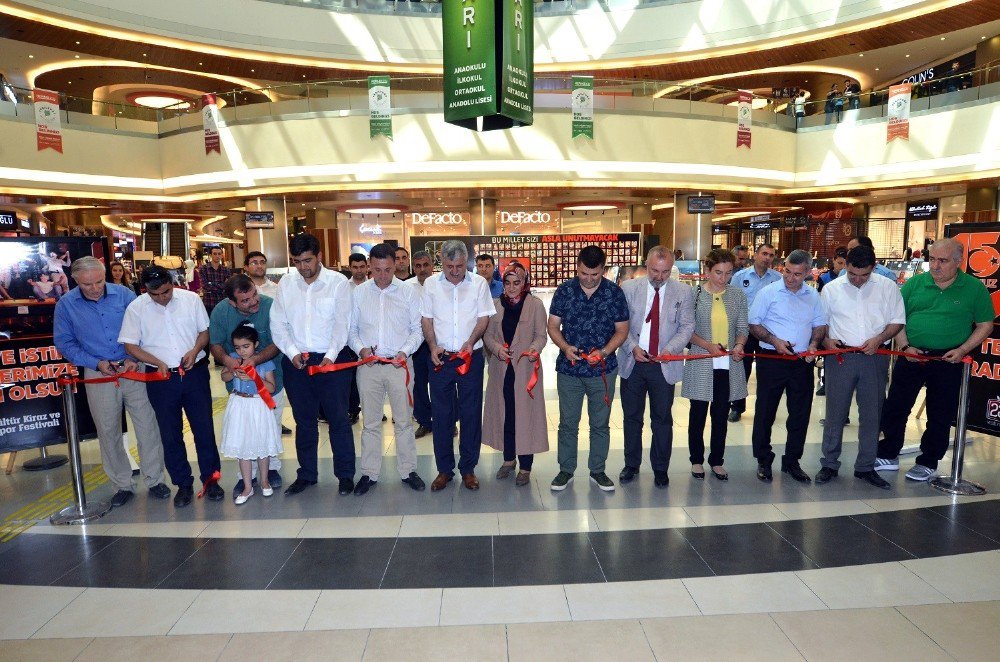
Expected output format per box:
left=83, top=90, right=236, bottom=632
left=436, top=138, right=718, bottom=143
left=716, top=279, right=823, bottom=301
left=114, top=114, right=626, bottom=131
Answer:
left=748, top=249, right=828, bottom=483
left=548, top=246, right=630, bottom=492
left=476, top=253, right=504, bottom=299
left=53, top=256, right=169, bottom=508
left=728, top=243, right=781, bottom=422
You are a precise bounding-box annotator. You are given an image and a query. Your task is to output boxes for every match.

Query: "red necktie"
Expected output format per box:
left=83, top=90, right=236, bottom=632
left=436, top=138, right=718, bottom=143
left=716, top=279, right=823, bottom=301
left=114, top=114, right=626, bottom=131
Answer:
left=646, top=287, right=660, bottom=356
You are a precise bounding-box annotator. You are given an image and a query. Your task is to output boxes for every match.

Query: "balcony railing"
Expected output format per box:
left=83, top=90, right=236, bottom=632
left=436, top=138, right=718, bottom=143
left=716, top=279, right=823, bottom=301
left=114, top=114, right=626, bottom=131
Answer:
left=253, top=0, right=698, bottom=18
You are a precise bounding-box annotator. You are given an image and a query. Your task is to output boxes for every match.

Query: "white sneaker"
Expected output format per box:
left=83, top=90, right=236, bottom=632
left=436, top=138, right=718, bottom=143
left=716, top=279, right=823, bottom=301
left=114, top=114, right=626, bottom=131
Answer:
left=905, top=465, right=936, bottom=482
left=874, top=457, right=899, bottom=472
left=234, top=489, right=254, bottom=505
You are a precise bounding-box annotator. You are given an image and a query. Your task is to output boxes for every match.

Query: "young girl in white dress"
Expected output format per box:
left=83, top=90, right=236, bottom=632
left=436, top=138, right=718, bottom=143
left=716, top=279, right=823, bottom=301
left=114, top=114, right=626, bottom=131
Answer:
left=220, top=322, right=282, bottom=505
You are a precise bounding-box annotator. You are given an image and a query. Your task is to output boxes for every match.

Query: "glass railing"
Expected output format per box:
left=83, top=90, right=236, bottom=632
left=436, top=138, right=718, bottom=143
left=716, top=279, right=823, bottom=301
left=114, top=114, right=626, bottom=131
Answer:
left=253, top=0, right=698, bottom=18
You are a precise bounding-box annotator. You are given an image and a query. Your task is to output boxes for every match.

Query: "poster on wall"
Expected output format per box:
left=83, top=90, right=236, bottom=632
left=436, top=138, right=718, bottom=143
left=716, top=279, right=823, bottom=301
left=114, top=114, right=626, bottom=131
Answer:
left=33, top=88, right=63, bottom=153
left=886, top=83, right=911, bottom=142
left=0, top=236, right=106, bottom=451
left=944, top=223, right=1000, bottom=437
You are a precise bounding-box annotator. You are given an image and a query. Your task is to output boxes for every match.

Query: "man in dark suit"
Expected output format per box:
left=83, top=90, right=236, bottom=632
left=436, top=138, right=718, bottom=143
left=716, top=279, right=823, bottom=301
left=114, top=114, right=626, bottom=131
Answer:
left=617, top=246, right=695, bottom=487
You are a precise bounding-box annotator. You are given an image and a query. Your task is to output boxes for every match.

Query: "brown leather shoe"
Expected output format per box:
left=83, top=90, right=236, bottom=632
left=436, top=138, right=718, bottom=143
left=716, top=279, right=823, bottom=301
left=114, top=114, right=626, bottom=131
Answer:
left=430, top=473, right=453, bottom=491
left=462, top=473, right=480, bottom=490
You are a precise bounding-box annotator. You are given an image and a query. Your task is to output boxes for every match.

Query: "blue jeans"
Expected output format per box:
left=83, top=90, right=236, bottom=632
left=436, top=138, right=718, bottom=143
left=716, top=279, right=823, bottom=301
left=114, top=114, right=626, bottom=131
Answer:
left=282, top=349, right=356, bottom=482
left=428, top=349, right=484, bottom=475
left=556, top=369, right=617, bottom=474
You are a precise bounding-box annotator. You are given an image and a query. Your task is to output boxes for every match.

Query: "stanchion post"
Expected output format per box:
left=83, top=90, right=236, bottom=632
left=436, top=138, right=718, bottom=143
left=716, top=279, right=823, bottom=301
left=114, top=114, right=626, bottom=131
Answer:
left=49, top=382, right=111, bottom=525
left=931, top=361, right=987, bottom=496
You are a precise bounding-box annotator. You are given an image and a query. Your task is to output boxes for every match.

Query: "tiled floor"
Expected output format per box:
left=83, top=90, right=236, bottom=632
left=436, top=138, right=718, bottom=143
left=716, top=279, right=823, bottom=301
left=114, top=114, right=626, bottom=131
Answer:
left=2, top=360, right=1000, bottom=659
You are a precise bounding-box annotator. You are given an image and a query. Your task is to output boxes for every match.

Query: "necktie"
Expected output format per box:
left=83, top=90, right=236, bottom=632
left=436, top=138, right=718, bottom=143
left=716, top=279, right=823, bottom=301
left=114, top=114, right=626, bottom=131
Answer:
left=646, top=287, right=660, bottom=356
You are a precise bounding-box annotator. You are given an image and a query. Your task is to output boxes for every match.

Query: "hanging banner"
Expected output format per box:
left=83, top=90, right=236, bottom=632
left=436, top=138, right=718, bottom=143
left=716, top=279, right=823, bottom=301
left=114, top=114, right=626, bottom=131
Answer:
left=571, top=76, right=594, bottom=139
left=736, top=89, right=752, bottom=149
left=368, top=75, right=393, bottom=139
left=33, top=89, right=63, bottom=153
left=944, top=223, right=1000, bottom=438
left=443, top=0, right=533, bottom=131
left=202, top=94, right=220, bottom=154
left=886, top=83, right=911, bottom=143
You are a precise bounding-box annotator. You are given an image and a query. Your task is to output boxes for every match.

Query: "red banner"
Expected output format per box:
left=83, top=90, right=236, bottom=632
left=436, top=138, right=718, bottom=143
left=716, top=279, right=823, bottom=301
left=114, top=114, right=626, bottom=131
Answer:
left=736, top=89, right=752, bottom=149
left=202, top=94, right=220, bottom=154
left=33, top=89, right=63, bottom=153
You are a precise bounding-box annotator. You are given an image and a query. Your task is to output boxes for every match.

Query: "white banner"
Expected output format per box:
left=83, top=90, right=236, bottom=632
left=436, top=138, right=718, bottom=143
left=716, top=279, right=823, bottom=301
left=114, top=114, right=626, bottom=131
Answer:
left=33, top=89, right=62, bottom=153
left=736, top=89, right=752, bottom=149
left=887, top=83, right=911, bottom=143
left=202, top=94, right=220, bottom=154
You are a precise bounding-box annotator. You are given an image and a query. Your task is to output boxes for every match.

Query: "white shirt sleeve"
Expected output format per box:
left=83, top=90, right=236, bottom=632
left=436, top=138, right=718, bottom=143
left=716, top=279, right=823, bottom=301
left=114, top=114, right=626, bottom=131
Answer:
left=401, top=286, right=424, bottom=356
left=117, top=297, right=142, bottom=345
left=348, top=284, right=364, bottom=355
left=475, top=277, right=496, bottom=318
left=269, top=280, right=300, bottom=360
left=420, top=279, right=434, bottom=320
left=886, top=282, right=907, bottom=326
left=324, top=278, right=352, bottom=362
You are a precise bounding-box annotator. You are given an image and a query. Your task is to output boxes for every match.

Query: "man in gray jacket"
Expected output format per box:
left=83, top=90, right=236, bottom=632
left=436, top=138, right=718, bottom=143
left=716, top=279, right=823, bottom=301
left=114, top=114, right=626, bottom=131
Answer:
left=617, top=246, right=695, bottom=487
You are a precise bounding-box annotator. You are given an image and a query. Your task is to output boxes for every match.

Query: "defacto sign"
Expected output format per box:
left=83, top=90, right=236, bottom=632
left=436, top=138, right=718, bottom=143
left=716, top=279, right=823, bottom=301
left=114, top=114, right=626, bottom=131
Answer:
left=498, top=211, right=552, bottom=226
left=410, top=212, right=469, bottom=226
left=443, top=0, right=533, bottom=131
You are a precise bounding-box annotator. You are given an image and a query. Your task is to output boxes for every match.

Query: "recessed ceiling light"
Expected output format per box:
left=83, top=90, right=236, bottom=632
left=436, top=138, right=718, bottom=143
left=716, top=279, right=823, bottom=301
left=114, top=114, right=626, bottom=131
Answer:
left=940, top=37, right=946, bottom=41
left=27, top=54, right=33, bottom=59
left=342, top=206, right=402, bottom=215
left=74, top=55, right=80, bottom=59
left=905, top=54, right=910, bottom=58
left=131, top=95, right=191, bottom=109
left=142, top=53, right=147, bottom=57
left=875, top=68, right=880, bottom=71
left=75, top=40, right=80, bottom=45
left=198, top=62, right=203, bottom=66
left=859, top=53, right=864, bottom=57
left=250, top=69, right=254, bottom=73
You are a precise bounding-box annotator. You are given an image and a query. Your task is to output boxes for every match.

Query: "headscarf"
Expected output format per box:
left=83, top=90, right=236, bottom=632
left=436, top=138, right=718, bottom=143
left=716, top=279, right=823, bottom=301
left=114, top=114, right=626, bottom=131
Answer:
left=500, top=262, right=529, bottom=308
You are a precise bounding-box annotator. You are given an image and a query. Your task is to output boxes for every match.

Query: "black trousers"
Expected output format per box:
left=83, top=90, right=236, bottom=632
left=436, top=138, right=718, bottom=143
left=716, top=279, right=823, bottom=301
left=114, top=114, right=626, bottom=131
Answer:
left=750, top=351, right=814, bottom=466
left=502, top=364, right=533, bottom=470
left=145, top=360, right=220, bottom=488
left=688, top=369, right=731, bottom=466
left=428, top=349, right=485, bottom=475
left=411, top=342, right=433, bottom=429
left=282, top=349, right=356, bottom=482
left=347, top=348, right=361, bottom=417
left=621, top=361, right=675, bottom=472
left=730, top=335, right=760, bottom=413
left=877, top=352, right=963, bottom=471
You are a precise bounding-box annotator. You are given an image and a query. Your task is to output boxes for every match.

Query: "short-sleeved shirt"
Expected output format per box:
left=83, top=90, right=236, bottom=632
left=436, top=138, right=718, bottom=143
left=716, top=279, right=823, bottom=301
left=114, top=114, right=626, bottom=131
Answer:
left=209, top=295, right=283, bottom=394
left=420, top=271, right=495, bottom=352
left=902, top=270, right=995, bottom=350
left=748, top=281, right=828, bottom=353
left=227, top=352, right=276, bottom=396
left=118, top=287, right=210, bottom=368
left=550, top=277, right=629, bottom=378
left=732, top=267, right=782, bottom=308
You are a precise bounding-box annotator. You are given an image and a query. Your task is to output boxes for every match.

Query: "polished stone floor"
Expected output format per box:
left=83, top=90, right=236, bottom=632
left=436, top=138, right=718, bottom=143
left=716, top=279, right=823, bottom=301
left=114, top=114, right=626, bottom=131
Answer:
left=2, top=356, right=999, bottom=660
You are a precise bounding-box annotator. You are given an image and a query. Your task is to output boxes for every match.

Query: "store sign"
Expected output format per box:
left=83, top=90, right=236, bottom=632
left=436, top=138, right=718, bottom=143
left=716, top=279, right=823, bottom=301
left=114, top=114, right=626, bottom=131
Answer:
left=498, top=211, right=553, bottom=227
left=749, top=214, right=771, bottom=223
left=245, top=211, right=275, bottom=229
left=0, top=212, right=17, bottom=231
left=749, top=221, right=772, bottom=230
left=410, top=212, right=469, bottom=226
left=359, top=222, right=384, bottom=236
left=906, top=200, right=940, bottom=221
left=687, top=196, right=716, bottom=214
left=443, top=0, right=533, bottom=131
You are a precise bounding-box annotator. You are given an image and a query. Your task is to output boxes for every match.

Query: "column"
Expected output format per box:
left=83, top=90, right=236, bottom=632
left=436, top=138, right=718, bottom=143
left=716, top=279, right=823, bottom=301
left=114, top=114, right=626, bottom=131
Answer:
left=672, top=193, right=712, bottom=262
left=469, top=198, right=497, bottom=235
left=245, top=197, right=290, bottom=269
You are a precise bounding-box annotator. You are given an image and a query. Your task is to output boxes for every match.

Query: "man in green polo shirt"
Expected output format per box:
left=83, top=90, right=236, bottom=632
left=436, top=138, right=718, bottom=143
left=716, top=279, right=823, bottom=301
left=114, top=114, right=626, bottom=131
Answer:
left=875, top=238, right=994, bottom=481
left=209, top=274, right=288, bottom=494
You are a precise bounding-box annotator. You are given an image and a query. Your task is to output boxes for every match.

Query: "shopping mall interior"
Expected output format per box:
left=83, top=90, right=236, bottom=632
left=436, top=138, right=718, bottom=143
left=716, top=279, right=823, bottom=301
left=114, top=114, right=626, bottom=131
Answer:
left=1, top=0, right=1000, bottom=659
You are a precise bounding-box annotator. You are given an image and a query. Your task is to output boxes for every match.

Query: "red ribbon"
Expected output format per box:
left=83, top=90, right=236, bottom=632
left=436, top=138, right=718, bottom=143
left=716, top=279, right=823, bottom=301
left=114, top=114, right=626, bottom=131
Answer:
left=647, top=346, right=973, bottom=364
left=197, top=470, right=221, bottom=499
left=434, top=350, right=472, bottom=376
left=57, top=371, right=171, bottom=388
left=308, top=354, right=413, bottom=406
left=518, top=350, right=541, bottom=399
left=239, top=364, right=277, bottom=410
left=571, top=349, right=610, bottom=406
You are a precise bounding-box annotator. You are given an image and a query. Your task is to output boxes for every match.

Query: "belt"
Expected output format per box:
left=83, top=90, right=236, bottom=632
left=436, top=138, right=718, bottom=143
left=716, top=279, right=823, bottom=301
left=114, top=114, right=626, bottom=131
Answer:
left=231, top=391, right=257, bottom=399
left=147, top=356, right=209, bottom=374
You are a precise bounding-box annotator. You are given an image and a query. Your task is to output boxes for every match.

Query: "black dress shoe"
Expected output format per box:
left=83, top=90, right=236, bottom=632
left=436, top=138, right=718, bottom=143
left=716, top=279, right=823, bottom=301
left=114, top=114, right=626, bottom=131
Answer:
left=727, top=410, right=741, bottom=423
left=816, top=384, right=826, bottom=396
left=284, top=478, right=317, bottom=495
left=855, top=470, right=891, bottom=490
left=110, top=489, right=133, bottom=508
left=815, top=467, right=838, bottom=484
left=402, top=472, right=426, bottom=491
left=205, top=482, right=225, bottom=501
left=781, top=463, right=812, bottom=483
left=353, top=476, right=376, bottom=495
left=653, top=470, right=669, bottom=488
left=281, top=425, right=292, bottom=436
left=757, top=464, right=773, bottom=482
left=148, top=483, right=171, bottom=499
left=381, top=414, right=388, bottom=422
left=338, top=478, right=355, bottom=495
left=414, top=425, right=432, bottom=439
left=348, top=413, right=359, bottom=425
left=268, top=470, right=282, bottom=488
left=174, top=486, right=194, bottom=508
left=619, top=466, right=639, bottom=483
left=131, top=468, right=140, bottom=476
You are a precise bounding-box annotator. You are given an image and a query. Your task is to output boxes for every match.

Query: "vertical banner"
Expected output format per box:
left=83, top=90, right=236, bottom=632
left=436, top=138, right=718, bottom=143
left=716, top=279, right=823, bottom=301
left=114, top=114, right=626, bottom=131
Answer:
left=368, top=75, right=393, bottom=139
left=33, top=89, right=63, bottom=153
left=443, top=0, right=532, bottom=131
left=886, top=83, right=911, bottom=143
left=202, top=94, right=220, bottom=154
left=736, top=89, right=752, bottom=149
left=945, top=223, right=1000, bottom=437
left=571, top=76, right=594, bottom=139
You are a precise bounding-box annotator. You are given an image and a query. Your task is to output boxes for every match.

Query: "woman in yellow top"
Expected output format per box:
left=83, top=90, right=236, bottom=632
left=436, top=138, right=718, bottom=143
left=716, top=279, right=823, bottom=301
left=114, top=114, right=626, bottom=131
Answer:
left=681, top=249, right=749, bottom=480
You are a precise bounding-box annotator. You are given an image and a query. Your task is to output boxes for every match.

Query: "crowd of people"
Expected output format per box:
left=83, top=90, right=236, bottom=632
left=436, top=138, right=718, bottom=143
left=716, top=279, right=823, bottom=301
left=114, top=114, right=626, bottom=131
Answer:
left=50, top=232, right=993, bottom=510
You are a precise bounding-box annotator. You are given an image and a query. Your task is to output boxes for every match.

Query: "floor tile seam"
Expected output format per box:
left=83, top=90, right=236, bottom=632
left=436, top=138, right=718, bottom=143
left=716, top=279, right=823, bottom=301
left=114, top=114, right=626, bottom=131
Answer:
left=667, top=528, right=717, bottom=579
left=359, top=627, right=374, bottom=662
left=263, top=538, right=306, bottom=591
left=636, top=618, right=660, bottom=662
left=764, top=612, right=809, bottom=661
left=68, top=636, right=96, bottom=662
left=891, top=606, right=962, bottom=661
left=560, top=584, right=576, bottom=621
left=23, top=586, right=89, bottom=641
left=45, top=535, right=125, bottom=587
left=582, top=530, right=609, bottom=584
left=894, top=561, right=955, bottom=604
left=162, top=588, right=204, bottom=637
left=151, top=537, right=216, bottom=590
left=761, top=521, right=824, bottom=571
left=298, top=590, right=325, bottom=634
left=922, top=505, right=1000, bottom=545
left=375, top=537, right=400, bottom=589
left=845, top=512, right=922, bottom=560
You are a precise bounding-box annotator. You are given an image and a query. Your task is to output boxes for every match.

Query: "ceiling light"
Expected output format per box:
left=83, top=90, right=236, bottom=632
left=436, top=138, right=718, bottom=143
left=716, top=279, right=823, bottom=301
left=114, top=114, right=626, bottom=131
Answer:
left=74, top=55, right=79, bottom=59
left=250, top=69, right=255, bottom=73
left=75, top=41, right=80, bottom=45
left=341, top=206, right=403, bottom=215
left=940, top=37, right=946, bottom=41
left=875, top=68, right=880, bottom=71
left=142, top=53, right=147, bottom=57
left=859, top=54, right=864, bottom=57
left=131, top=95, right=191, bottom=109
left=559, top=202, right=624, bottom=211
left=27, top=54, right=33, bottom=59
left=905, top=54, right=910, bottom=58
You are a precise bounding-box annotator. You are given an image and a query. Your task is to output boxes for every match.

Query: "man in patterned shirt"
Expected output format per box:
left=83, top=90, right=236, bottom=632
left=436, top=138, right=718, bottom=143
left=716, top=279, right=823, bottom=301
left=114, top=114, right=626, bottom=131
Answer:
left=548, top=246, right=630, bottom=492
left=198, top=246, right=232, bottom=314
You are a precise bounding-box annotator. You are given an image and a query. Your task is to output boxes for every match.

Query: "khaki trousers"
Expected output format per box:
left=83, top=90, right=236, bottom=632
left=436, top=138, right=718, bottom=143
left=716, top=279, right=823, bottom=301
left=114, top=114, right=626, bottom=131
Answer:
left=358, top=360, right=416, bottom=481
left=83, top=367, right=165, bottom=491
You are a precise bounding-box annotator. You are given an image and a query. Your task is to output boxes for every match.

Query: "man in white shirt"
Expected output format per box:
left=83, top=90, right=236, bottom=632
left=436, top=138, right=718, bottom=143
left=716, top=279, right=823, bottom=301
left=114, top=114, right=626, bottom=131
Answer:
left=421, top=240, right=495, bottom=491
left=119, top=265, right=224, bottom=508
left=817, top=245, right=905, bottom=489
left=346, top=252, right=369, bottom=425
left=270, top=233, right=357, bottom=496
left=244, top=251, right=278, bottom=299
left=407, top=250, right=436, bottom=438
left=349, top=243, right=426, bottom=495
